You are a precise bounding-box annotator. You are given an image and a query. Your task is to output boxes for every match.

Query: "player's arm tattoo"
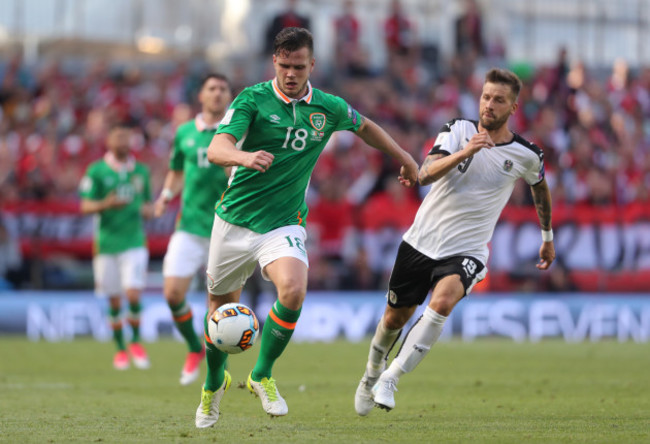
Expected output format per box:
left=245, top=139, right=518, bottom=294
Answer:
left=418, top=153, right=445, bottom=186
left=531, top=179, right=553, bottom=231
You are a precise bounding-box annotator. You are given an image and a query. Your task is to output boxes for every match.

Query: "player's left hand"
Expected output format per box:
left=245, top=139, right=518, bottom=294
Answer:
left=153, top=196, right=167, bottom=218
left=537, top=241, right=556, bottom=270
left=398, top=159, right=419, bottom=188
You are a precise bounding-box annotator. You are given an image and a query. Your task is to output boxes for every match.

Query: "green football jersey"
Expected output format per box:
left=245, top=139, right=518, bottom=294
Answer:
left=79, top=158, right=151, bottom=254
left=170, top=116, right=229, bottom=237
left=215, top=79, right=362, bottom=233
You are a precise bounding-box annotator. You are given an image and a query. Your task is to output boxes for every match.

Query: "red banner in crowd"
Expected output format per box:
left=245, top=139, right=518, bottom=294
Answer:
left=490, top=203, right=650, bottom=292
left=1, top=200, right=178, bottom=259
left=2, top=201, right=649, bottom=291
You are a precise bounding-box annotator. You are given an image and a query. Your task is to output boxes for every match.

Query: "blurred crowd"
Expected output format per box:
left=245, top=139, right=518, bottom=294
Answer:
left=1, top=0, right=649, bottom=291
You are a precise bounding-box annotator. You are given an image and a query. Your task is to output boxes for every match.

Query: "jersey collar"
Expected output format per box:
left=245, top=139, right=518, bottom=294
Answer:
left=104, top=151, right=135, bottom=173
left=194, top=113, right=220, bottom=132
left=272, top=78, right=313, bottom=105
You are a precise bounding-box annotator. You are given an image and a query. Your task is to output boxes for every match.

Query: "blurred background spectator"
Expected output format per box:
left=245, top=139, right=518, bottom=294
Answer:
left=1, top=0, right=649, bottom=293
left=264, top=0, right=311, bottom=55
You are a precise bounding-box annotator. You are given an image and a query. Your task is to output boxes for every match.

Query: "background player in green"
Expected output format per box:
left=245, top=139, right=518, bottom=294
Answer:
left=154, top=73, right=232, bottom=385
left=194, top=27, right=419, bottom=428
left=79, top=123, right=153, bottom=370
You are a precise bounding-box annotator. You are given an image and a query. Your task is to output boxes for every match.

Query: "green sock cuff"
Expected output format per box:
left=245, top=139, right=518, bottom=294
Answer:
left=109, top=307, right=120, bottom=317
left=272, top=300, right=301, bottom=323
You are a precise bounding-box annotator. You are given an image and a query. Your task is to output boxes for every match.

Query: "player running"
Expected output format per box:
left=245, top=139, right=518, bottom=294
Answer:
left=154, top=73, right=232, bottom=385
left=80, top=123, right=153, bottom=370
left=194, top=27, right=419, bottom=428
left=354, top=68, right=556, bottom=415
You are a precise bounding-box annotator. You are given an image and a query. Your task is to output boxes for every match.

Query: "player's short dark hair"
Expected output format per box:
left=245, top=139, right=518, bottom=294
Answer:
left=273, top=27, right=313, bottom=56
left=108, top=120, right=136, bottom=132
left=200, top=73, right=230, bottom=89
left=485, top=68, right=522, bottom=100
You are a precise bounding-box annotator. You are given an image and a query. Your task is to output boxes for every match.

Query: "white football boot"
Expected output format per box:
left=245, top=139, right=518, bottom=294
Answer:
left=195, top=370, right=231, bottom=428
left=355, top=370, right=379, bottom=416
left=372, top=373, right=398, bottom=411
left=247, top=373, right=288, bottom=417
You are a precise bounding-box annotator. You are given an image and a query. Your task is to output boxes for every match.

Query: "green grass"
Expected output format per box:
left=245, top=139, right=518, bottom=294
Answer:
left=0, top=338, right=649, bottom=443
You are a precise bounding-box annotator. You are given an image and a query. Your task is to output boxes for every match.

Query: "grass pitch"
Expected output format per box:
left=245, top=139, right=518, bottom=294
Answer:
left=0, top=337, right=648, bottom=443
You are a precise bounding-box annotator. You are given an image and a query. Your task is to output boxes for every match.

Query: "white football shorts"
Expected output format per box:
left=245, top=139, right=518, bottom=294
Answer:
left=205, top=215, right=309, bottom=295
left=93, top=247, right=149, bottom=297
left=162, top=230, right=211, bottom=278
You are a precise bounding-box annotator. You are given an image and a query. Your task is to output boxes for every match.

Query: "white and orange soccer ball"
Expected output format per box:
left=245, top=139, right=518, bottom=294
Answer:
left=208, top=303, right=259, bottom=354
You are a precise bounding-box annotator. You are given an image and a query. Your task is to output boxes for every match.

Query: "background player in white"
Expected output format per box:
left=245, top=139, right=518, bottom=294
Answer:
left=154, top=74, right=232, bottom=385
left=354, top=68, right=556, bottom=415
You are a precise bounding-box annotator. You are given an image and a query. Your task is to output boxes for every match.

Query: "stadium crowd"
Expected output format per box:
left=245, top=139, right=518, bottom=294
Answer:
left=1, top=1, right=649, bottom=292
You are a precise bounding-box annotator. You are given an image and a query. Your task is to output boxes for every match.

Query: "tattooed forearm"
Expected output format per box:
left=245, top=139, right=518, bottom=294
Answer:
left=531, top=179, right=553, bottom=231
left=418, top=155, right=440, bottom=186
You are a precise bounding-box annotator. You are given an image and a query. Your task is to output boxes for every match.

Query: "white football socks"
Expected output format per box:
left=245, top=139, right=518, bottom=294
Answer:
left=384, top=307, right=448, bottom=381
left=366, top=319, right=402, bottom=378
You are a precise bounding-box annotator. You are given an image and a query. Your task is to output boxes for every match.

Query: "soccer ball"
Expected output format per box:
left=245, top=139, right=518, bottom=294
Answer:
left=208, top=303, right=259, bottom=354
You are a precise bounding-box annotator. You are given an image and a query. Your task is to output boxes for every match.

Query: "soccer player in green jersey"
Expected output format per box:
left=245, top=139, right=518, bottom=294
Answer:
left=79, top=123, right=153, bottom=370
left=194, top=27, right=419, bottom=428
left=154, top=73, right=232, bottom=385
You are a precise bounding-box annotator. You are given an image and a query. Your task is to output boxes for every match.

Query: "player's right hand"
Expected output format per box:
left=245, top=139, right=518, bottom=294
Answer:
left=464, top=132, right=495, bottom=156
left=243, top=151, right=275, bottom=172
left=398, top=157, right=419, bottom=188
left=103, top=192, right=128, bottom=210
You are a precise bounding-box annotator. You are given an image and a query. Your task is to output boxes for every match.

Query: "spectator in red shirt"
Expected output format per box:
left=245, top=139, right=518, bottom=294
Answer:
left=384, top=0, right=415, bottom=57
left=334, top=0, right=362, bottom=73
left=360, top=177, right=420, bottom=285
left=264, top=0, right=311, bottom=54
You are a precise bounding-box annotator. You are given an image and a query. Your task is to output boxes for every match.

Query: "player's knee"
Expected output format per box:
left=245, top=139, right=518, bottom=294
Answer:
left=429, top=295, right=458, bottom=317
left=275, top=278, right=306, bottom=308
left=164, top=286, right=184, bottom=305
left=383, top=310, right=409, bottom=330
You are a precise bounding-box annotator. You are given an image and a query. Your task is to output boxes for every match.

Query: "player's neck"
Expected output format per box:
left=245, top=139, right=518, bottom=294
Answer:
left=479, top=124, right=514, bottom=145
left=111, top=152, right=129, bottom=163
left=202, top=111, right=223, bottom=127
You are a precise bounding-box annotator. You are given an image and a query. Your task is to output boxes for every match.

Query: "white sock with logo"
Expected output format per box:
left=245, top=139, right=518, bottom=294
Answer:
left=384, top=307, right=448, bottom=381
left=366, top=319, right=402, bottom=378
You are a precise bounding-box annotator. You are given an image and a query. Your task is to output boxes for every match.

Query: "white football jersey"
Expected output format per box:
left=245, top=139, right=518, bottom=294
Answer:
left=403, top=118, right=544, bottom=265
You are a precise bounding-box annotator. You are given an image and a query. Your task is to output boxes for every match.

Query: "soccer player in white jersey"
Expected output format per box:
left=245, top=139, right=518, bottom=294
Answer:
left=194, top=27, right=419, bottom=428
left=154, top=74, right=232, bottom=385
left=354, top=68, right=556, bottom=415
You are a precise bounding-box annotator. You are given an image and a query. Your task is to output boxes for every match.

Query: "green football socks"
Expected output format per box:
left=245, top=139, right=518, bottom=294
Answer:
left=203, top=313, right=228, bottom=391
left=127, top=301, right=142, bottom=343
left=251, top=300, right=301, bottom=381
left=108, top=306, right=126, bottom=351
left=169, top=299, right=203, bottom=353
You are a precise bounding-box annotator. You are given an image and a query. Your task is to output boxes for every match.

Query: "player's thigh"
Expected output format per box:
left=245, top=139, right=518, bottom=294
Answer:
left=431, top=255, right=487, bottom=297
left=386, top=241, right=436, bottom=309
left=206, top=215, right=257, bottom=296
left=92, top=254, right=122, bottom=297
left=119, top=247, right=149, bottom=291
left=256, top=224, right=309, bottom=282
left=429, top=256, right=487, bottom=313
left=263, top=257, right=308, bottom=310
left=163, top=231, right=210, bottom=279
